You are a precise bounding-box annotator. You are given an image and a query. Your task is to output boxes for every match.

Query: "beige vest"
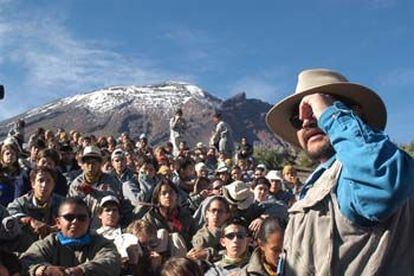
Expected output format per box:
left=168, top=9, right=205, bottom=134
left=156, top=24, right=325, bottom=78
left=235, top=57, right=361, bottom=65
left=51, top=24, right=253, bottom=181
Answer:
left=284, top=161, right=414, bottom=275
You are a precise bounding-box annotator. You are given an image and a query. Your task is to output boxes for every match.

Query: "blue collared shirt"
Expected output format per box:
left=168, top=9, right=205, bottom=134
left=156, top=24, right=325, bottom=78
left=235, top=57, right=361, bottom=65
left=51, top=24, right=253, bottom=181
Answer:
left=301, top=101, right=414, bottom=227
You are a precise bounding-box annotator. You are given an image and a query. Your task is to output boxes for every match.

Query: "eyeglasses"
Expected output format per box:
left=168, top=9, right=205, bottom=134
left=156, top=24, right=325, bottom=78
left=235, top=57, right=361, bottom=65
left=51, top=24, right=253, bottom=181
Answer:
left=224, top=231, right=247, bottom=240
left=60, top=213, right=89, bottom=222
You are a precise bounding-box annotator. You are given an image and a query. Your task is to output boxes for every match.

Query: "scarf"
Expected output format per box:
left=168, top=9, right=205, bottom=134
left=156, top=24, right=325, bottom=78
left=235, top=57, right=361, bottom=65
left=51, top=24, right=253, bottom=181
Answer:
left=32, top=195, right=49, bottom=209
left=168, top=209, right=183, bottom=232
left=262, top=254, right=277, bottom=276
left=57, top=232, right=92, bottom=246
left=222, top=251, right=248, bottom=266
left=96, top=226, right=122, bottom=240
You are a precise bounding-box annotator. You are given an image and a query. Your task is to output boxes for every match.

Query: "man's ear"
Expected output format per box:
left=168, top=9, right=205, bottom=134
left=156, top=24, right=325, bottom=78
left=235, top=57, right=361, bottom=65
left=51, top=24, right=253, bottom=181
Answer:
left=220, top=237, right=226, bottom=248
left=351, top=104, right=363, bottom=118
left=55, top=217, right=62, bottom=229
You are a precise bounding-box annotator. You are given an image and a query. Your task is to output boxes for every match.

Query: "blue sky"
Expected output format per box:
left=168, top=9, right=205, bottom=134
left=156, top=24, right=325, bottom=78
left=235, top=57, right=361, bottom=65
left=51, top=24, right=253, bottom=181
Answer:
left=0, top=0, right=413, bottom=143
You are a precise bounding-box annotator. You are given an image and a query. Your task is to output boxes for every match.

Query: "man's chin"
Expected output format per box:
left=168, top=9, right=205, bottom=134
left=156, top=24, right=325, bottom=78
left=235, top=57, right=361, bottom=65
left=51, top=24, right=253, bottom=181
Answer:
left=305, top=139, right=335, bottom=161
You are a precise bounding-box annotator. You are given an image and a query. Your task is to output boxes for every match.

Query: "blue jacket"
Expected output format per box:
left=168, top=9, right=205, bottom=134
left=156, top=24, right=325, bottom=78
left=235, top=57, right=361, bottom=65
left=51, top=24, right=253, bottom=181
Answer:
left=301, top=101, right=414, bottom=226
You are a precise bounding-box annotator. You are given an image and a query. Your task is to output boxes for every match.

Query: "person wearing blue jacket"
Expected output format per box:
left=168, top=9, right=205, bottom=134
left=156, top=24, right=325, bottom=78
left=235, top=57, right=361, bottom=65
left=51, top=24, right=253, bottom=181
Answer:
left=266, top=68, right=414, bottom=275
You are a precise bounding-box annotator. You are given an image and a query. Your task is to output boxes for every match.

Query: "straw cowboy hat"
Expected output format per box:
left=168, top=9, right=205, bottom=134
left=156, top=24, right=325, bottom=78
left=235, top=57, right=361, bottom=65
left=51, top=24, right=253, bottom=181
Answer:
left=223, top=180, right=254, bottom=210
left=266, top=68, right=387, bottom=147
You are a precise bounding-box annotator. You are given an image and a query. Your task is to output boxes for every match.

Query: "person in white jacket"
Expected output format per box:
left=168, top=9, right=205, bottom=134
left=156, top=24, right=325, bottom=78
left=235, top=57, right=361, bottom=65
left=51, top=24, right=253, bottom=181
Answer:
left=169, top=109, right=187, bottom=156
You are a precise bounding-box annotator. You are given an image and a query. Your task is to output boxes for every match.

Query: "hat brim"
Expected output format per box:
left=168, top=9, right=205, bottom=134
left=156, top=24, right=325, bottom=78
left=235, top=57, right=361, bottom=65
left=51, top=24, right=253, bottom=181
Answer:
left=266, top=82, right=387, bottom=148
left=81, top=154, right=103, bottom=162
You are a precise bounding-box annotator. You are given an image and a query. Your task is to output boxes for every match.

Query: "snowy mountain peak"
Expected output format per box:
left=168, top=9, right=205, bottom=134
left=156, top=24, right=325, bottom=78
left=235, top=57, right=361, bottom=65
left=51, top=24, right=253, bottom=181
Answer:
left=23, top=82, right=220, bottom=119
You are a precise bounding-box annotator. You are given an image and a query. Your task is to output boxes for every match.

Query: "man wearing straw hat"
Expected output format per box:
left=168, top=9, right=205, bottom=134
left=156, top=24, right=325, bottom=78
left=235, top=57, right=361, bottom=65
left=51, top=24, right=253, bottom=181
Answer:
left=266, top=68, right=414, bottom=275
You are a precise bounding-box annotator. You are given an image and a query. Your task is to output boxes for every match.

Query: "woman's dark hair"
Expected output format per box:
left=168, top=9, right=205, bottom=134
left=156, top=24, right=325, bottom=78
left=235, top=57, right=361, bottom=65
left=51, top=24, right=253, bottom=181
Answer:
left=151, top=178, right=178, bottom=205
left=58, top=196, right=91, bottom=217
left=36, top=148, right=60, bottom=166
left=250, top=176, right=270, bottom=189
left=256, top=217, right=284, bottom=244
left=29, top=166, right=58, bottom=184
left=160, top=257, right=203, bottom=276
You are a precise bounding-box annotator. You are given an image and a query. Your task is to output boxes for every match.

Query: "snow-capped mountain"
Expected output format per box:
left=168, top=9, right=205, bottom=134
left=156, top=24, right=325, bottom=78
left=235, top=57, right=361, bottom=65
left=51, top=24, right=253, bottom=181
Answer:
left=0, top=82, right=282, bottom=147
left=24, top=82, right=221, bottom=118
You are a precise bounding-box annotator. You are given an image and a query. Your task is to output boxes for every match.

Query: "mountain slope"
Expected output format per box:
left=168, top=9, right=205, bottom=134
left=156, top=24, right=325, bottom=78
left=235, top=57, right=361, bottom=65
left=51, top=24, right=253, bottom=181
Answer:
left=0, top=82, right=283, bottom=147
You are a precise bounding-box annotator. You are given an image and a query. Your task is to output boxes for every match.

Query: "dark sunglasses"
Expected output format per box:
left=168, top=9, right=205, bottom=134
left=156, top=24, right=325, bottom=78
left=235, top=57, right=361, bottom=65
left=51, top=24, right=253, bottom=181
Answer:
left=224, top=231, right=247, bottom=240
left=289, top=114, right=303, bottom=130
left=60, top=213, right=89, bottom=222
left=290, top=113, right=320, bottom=130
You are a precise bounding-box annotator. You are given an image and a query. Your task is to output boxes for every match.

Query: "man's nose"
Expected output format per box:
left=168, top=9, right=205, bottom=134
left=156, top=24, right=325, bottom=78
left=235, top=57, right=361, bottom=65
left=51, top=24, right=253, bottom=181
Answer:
left=302, top=117, right=317, bottom=129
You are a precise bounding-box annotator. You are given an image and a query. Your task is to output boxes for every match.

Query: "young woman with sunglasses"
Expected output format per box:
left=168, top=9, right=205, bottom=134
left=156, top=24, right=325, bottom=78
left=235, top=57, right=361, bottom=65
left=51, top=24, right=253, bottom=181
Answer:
left=20, top=197, right=121, bottom=276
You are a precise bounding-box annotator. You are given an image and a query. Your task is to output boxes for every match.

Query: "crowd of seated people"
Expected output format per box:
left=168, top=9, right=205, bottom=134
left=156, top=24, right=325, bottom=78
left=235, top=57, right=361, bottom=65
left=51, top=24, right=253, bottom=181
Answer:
left=0, top=125, right=301, bottom=275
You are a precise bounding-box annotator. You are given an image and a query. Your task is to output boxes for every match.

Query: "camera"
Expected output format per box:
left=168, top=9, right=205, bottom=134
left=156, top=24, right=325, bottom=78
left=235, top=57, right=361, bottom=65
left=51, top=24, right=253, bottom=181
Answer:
left=0, top=85, right=4, bottom=99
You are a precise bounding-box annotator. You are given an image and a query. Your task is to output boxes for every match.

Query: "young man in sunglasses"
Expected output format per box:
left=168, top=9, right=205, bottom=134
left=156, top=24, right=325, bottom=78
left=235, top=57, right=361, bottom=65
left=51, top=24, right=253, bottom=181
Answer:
left=205, top=218, right=251, bottom=276
left=21, top=196, right=121, bottom=276
left=266, top=69, right=414, bottom=275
